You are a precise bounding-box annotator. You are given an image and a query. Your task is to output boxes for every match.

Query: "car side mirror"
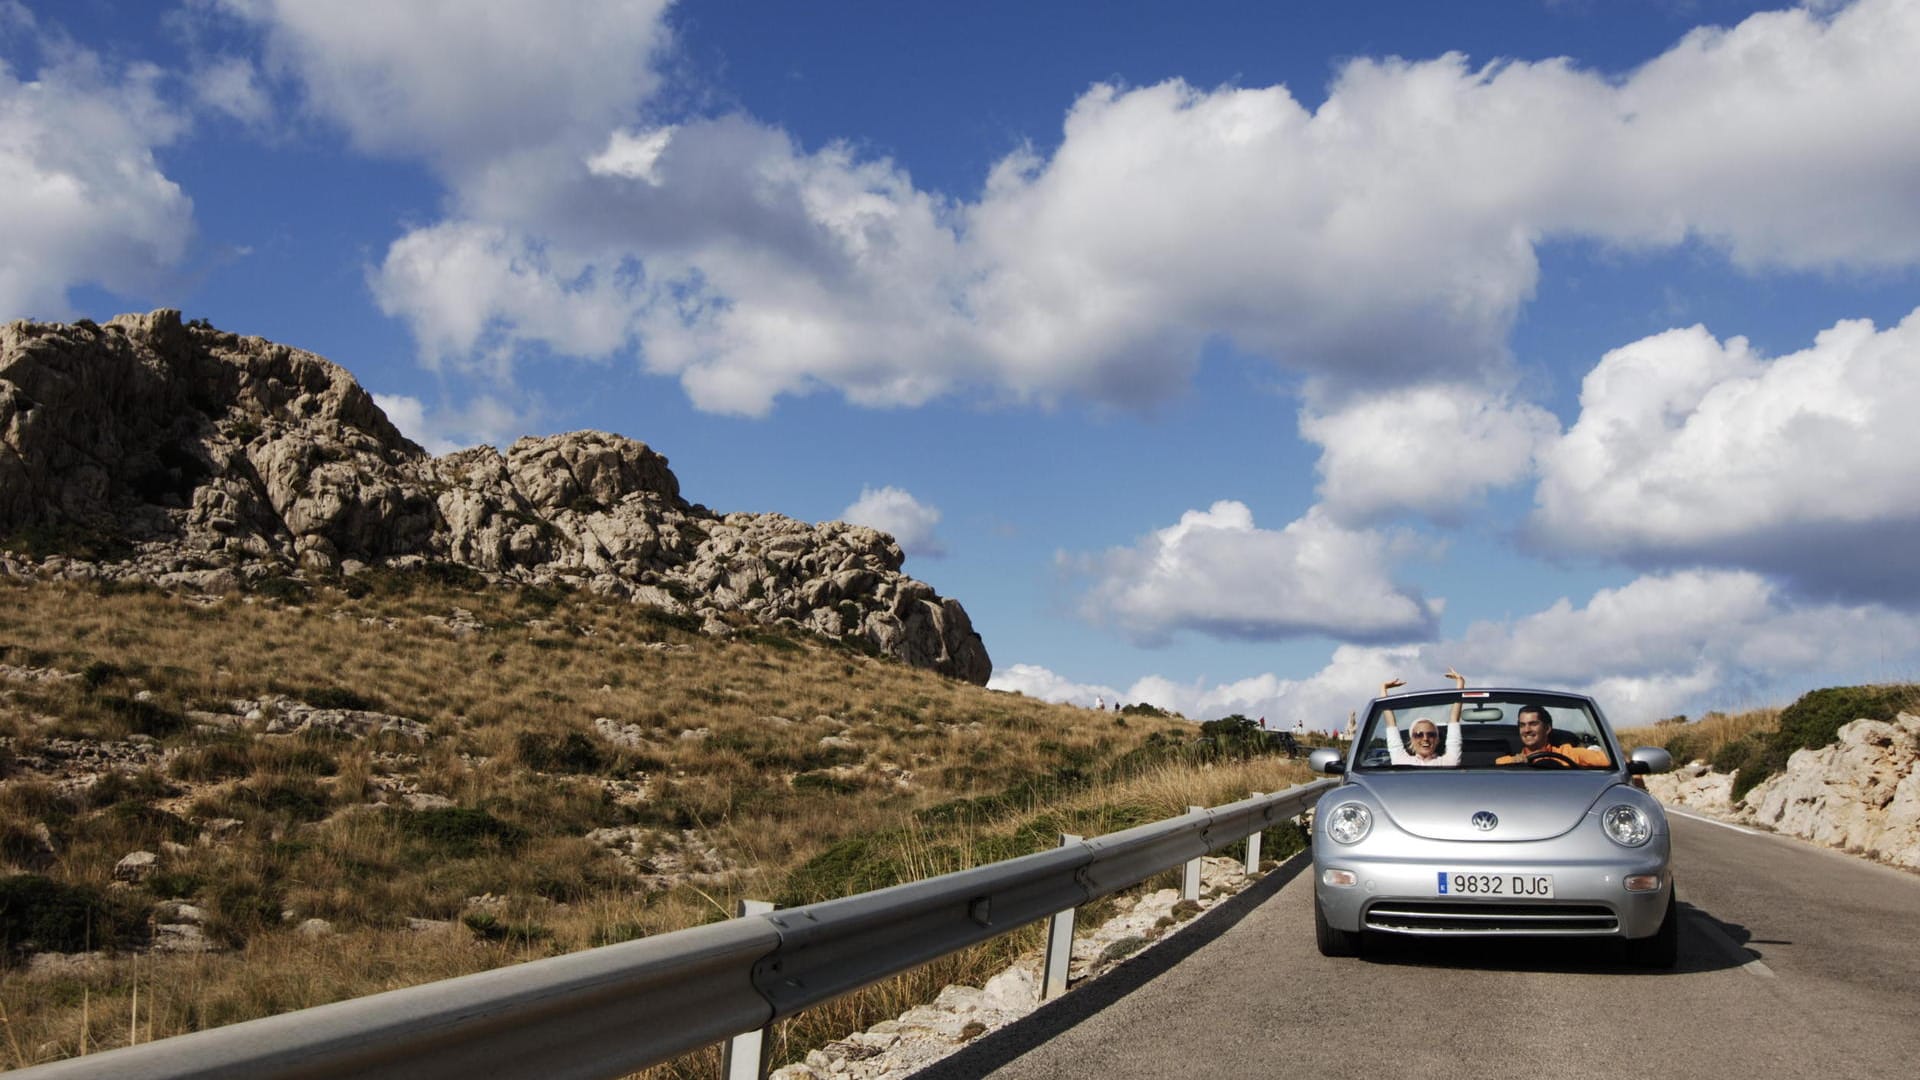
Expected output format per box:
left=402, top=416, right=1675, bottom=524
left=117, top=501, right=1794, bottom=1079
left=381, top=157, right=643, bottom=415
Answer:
left=1628, top=747, right=1673, bottom=775
left=1308, top=747, right=1346, bottom=775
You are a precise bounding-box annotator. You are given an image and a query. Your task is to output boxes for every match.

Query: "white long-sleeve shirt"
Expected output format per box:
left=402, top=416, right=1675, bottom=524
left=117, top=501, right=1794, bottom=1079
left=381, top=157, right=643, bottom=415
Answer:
left=1383, top=715, right=1462, bottom=766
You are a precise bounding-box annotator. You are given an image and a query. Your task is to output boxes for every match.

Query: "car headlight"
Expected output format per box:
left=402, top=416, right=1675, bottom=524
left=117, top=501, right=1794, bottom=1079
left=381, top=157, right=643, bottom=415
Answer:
left=1325, top=802, right=1373, bottom=845
left=1601, top=803, right=1651, bottom=847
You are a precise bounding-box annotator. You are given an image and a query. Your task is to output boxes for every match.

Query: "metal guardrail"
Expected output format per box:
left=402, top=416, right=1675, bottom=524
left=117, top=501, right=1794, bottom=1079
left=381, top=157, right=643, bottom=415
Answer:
left=14, top=779, right=1333, bottom=1080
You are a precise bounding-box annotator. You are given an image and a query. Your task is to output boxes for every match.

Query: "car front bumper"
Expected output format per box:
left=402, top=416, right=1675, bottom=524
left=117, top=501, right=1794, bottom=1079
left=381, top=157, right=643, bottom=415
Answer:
left=1314, top=840, right=1672, bottom=940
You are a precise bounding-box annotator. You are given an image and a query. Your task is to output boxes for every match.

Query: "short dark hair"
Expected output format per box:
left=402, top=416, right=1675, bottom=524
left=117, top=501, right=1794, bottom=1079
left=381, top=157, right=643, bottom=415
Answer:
left=1517, top=704, right=1550, bottom=725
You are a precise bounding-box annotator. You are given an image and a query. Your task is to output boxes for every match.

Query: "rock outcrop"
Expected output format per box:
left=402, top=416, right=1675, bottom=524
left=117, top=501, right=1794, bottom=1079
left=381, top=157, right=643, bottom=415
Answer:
left=0, top=311, right=989, bottom=682
left=1741, top=713, right=1920, bottom=869
left=1645, top=712, right=1920, bottom=870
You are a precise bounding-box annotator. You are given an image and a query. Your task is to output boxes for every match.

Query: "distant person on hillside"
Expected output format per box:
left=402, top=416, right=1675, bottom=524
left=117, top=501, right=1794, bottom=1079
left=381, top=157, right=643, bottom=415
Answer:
left=1095, top=695, right=1104, bottom=711
left=1379, top=668, right=1466, bottom=766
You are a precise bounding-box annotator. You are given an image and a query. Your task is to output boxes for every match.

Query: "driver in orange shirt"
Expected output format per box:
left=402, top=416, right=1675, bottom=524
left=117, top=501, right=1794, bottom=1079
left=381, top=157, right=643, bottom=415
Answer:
left=1496, top=704, right=1610, bottom=766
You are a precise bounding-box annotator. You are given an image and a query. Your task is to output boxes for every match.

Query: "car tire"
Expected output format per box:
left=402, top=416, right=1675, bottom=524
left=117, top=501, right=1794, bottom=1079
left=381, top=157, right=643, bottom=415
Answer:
left=1314, top=889, right=1364, bottom=957
left=1625, top=888, right=1679, bottom=969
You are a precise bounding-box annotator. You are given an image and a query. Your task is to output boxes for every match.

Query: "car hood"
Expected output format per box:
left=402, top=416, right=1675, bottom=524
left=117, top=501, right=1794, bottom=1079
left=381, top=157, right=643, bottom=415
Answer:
left=1352, top=770, right=1623, bottom=842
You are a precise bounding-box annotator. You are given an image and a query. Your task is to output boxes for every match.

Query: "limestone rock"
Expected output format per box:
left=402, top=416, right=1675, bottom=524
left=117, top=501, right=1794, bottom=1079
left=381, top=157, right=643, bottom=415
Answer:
left=0, top=312, right=991, bottom=682
left=151, top=923, right=217, bottom=953
left=113, top=850, right=158, bottom=882
left=1741, top=713, right=1920, bottom=868
left=1643, top=762, right=1736, bottom=816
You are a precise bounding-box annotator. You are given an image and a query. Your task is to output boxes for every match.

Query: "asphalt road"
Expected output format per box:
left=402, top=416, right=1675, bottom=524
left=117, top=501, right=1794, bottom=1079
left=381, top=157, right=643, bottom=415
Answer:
left=913, top=813, right=1920, bottom=1080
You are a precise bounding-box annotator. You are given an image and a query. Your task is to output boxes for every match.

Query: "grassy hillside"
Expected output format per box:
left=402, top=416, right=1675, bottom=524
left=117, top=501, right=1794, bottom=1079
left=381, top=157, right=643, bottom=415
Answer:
left=1617, top=682, right=1920, bottom=801
left=0, top=573, right=1313, bottom=1072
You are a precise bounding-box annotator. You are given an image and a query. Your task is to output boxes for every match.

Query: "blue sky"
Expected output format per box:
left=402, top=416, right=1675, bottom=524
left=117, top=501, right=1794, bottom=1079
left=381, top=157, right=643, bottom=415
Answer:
left=7, top=0, right=1920, bottom=729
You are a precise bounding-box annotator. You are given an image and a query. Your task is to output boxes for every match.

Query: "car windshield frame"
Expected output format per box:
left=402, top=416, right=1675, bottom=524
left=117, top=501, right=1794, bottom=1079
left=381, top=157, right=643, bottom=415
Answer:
left=1350, top=689, right=1621, bottom=772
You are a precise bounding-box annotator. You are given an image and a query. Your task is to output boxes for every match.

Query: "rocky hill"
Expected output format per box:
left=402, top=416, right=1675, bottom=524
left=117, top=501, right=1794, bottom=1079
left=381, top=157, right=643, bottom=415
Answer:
left=1647, top=712, right=1920, bottom=870
left=0, top=310, right=989, bottom=683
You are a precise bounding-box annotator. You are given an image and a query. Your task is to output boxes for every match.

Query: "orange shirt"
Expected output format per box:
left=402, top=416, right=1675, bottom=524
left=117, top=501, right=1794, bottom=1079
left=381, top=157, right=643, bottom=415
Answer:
left=1496, top=744, right=1611, bottom=766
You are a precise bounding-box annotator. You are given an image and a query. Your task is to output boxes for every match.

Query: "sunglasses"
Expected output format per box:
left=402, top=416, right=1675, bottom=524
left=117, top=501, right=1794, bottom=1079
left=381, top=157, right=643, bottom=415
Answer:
left=1411, top=731, right=1438, bottom=739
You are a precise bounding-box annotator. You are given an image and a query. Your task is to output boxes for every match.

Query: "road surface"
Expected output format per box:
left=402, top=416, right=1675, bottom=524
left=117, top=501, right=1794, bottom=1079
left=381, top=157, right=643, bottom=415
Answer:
left=913, top=812, right=1920, bottom=1080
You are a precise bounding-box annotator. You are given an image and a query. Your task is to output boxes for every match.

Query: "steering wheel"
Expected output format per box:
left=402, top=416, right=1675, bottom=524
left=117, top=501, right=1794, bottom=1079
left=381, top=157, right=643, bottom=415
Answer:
left=1525, top=750, right=1577, bottom=768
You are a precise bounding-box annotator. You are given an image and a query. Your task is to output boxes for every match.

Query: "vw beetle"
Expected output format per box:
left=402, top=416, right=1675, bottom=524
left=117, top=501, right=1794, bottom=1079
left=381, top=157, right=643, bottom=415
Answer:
left=1308, top=687, right=1678, bottom=966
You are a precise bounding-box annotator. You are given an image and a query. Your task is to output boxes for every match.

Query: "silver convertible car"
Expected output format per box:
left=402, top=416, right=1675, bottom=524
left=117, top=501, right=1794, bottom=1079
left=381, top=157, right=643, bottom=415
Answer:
left=1309, top=688, right=1678, bottom=966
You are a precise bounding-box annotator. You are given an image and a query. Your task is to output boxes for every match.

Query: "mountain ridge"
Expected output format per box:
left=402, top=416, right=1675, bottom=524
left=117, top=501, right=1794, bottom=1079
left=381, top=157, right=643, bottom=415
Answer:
left=0, top=309, right=989, bottom=683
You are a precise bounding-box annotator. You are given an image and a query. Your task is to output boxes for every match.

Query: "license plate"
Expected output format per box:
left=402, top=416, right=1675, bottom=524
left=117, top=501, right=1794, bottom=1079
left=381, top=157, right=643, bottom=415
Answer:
left=1437, top=872, right=1554, bottom=898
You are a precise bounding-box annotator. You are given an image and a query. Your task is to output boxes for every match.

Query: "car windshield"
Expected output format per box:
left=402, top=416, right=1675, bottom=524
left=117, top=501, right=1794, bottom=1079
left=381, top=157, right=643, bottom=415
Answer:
left=1353, top=692, right=1616, bottom=770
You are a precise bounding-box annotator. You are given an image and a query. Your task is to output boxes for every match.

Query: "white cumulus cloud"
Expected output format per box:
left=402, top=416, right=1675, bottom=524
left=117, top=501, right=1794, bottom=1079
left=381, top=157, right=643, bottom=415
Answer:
left=218, top=0, right=672, bottom=174
left=0, top=23, right=192, bottom=318
left=1301, top=384, right=1562, bottom=524
left=372, top=392, right=538, bottom=456
left=1531, top=308, right=1920, bottom=600
left=187, top=54, right=270, bottom=124
left=1070, top=501, right=1441, bottom=646
left=1045, top=566, right=1920, bottom=731
left=986, top=663, right=1120, bottom=709
left=328, top=0, right=1920, bottom=431
left=841, top=486, right=946, bottom=559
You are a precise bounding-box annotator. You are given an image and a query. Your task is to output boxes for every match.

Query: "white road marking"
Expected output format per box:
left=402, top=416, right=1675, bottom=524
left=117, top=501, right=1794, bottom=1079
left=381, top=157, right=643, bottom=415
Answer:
left=1683, top=909, right=1776, bottom=978
left=1668, top=808, right=1762, bottom=836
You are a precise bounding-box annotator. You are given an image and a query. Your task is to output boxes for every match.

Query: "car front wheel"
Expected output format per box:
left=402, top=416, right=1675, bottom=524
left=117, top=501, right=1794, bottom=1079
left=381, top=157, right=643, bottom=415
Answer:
left=1624, top=888, right=1679, bottom=969
left=1314, top=888, right=1364, bottom=958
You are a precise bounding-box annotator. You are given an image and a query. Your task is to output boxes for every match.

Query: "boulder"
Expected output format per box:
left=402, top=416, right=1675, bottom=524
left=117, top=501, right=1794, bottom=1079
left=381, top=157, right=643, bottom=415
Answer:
left=1741, top=713, right=1920, bottom=868
left=113, top=850, right=158, bottom=882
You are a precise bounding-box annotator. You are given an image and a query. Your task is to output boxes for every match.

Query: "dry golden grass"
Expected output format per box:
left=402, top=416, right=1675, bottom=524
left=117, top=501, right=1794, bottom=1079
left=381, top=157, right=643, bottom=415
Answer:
left=0, top=576, right=1308, bottom=1073
left=1615, top=706, right=1782, bottom=764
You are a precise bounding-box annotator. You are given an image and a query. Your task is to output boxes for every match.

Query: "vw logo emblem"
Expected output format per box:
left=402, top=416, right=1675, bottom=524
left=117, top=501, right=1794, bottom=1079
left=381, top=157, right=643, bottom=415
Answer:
left=1471, top=811, right=1498, bottom=831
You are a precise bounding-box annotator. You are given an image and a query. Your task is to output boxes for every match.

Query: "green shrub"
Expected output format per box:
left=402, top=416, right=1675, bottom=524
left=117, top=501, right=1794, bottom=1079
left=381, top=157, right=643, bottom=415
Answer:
left=1714, top=734, right=1773, bottom=801
left=515, top=731, right=609, bottom=774
left=99, top=802, right=196, bottom=845
left=1260, top=819, right=1309, bottom=861
left=1660, top=732, right=1698, bottom=766
left=792, top=771, right=858, bottom=795
left=1724, top=684, right=1917, bottom=802
left=1096, top=934, right=1151, bottom=965
left=83, top=769, right=179, bottom=809
left=260, top=744, right=341, bottom=777
left=588, top=920, right=648, bottom=947
left=1772, top=684, right=1916, bottom=757
left=205, top=873, right=284, bottom=945
left=143, top=870, right=203, bottom=900
left=778, top=833, right=912, bottom=907
left=0, top=523, right=132, bottom=561
left=0, top=822, right=51, bottom=870
left=462, top=911, right=553, bottom=945
left=214, top=777, right=334, bottom=824
left=303, top=686, right=381, bottom=712
left=419, top=562, right=487, bottom=591
left=80, top=660, right=123, bottom=689
left=170, top=742, right=254, bottom=782
left=0, top=874, right=143, bottom=957
left=94, top=694, right=187, bottom=737
left=400, top=807, right=529, bottom=858
left=252, top=576, right=310, bottom=604
left=746, top=631, right=802, bottom=653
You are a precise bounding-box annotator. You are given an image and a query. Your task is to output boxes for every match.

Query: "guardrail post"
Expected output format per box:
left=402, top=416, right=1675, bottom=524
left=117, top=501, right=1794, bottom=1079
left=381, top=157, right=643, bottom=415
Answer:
left=1182, top=807, right=1203, bottom=901
left=1040, top=833, right=1083, bottom=1002
left=723, top=900, right=776, bottom=1080
left=1244, top=792, right=1265, bottom=874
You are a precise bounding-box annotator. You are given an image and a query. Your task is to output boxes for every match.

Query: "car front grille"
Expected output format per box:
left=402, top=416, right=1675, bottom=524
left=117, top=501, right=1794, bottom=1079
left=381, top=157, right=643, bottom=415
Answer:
left=1364, top=901, right=1619, bottom=935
